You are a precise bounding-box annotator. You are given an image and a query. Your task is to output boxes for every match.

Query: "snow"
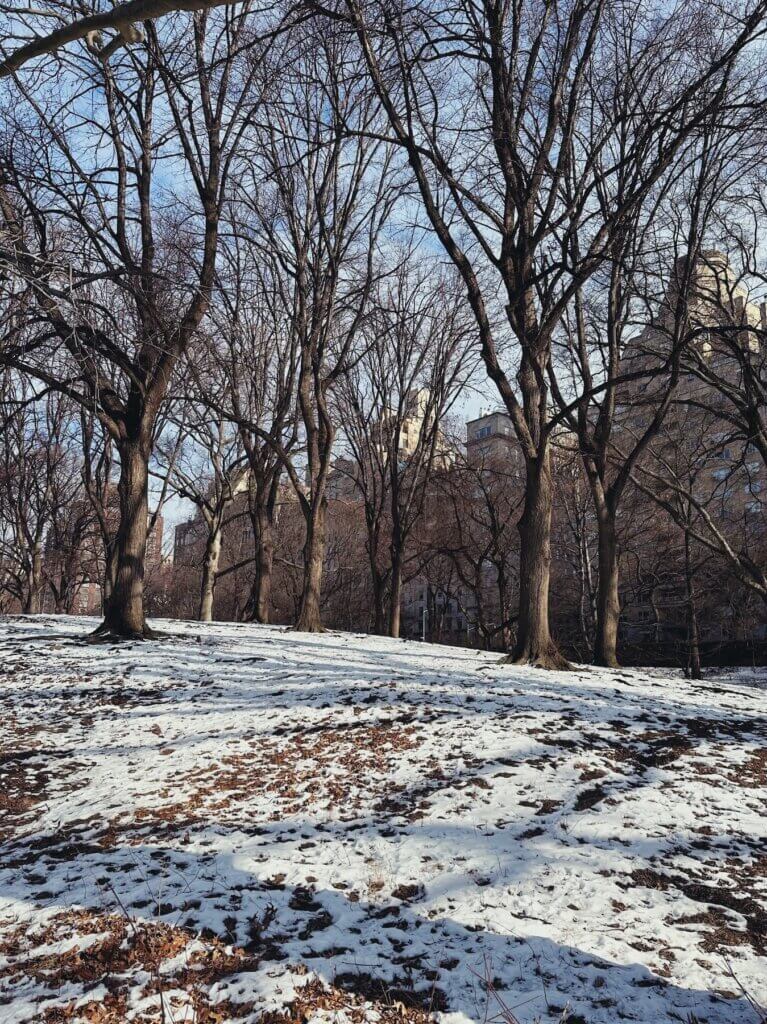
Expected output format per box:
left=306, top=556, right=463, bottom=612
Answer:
left=0, top=615, right=765, bottom=1023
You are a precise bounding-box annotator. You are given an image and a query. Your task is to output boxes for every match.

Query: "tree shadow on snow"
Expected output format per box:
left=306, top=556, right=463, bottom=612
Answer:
left=0, top=830, right=762, bottom=1024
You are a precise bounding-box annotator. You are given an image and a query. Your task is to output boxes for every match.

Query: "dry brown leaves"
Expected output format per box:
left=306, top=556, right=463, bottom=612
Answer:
left=732, top=747, right=767, bottom=787
left=264, top=976, right=437, bottom=1024
left=131, top=719, right=422, bottom=829
left=1, top=908, right=439, bottom=1024
left=0, top=908, right=260, bottom=1023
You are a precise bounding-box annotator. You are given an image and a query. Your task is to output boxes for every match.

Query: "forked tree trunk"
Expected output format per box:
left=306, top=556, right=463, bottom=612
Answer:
left=199, top=526, right=222, bottom=622
left=594, top=508, right=621, bottom=668
left=507, top=449, right=570, bottom=669
left=94, top=441, right=151, bottom=640
left=295, top=499, right=326, bottom=632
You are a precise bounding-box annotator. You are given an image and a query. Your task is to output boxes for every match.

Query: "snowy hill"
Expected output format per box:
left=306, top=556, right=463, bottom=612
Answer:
left=0, top=616, right=765, bottom=1023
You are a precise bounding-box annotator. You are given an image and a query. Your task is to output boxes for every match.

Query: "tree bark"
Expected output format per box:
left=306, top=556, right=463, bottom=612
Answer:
left=23, top=541, right=43, bottom=614
left=295, top=498, right=326, bottom=632
left=199, top=525, right=222, bottom=622
left=370, top=561, right=387, bottom=635
left=94, top=440, right=152, bottom=639
left=254, top=545, right=273, bottom=624
left=389, top=551, right=402, bottom=638
left=102, top=540, right=118, bottom=612
left=496, top=562, right=512, bottom=651
left=684, top=529, right=702, bottom=680
left=594, top=507, right=621, bottom=668
left=252, top=505, right=274, bottom=624
left=241, top=502, right=275, bottom=624
left=506, top=450, right=570, bottom=669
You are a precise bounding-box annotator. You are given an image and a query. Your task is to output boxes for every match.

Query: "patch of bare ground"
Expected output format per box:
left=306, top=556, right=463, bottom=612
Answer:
left=730, top=747, right=767, bottom=787
left=130, top=719, right=423, bottom=829
left=265, top=975, right=441, bottom=1023
left=0, top=713, right=47, bottom=839
left=0, top=908, right=260, bottom=1023
left=0, top=908, right=441, bottom=1024
left=574, top=785, right=607, bottom=811
left=0, top=751, right=47, bottom=838
left=671, top=908, right=757, bottom=954
left=0, top=737, right=89, bottom=844
left=597, top=729, right=694, bottom=773
left=1, top=751, right=91, bottom=816
left=374, top=762, right=496, bottom=822
left=628, top=869, right=767, bottom=955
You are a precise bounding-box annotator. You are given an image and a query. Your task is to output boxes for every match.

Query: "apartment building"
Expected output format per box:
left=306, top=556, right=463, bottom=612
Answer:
left=466, top=409, right=517, bottom=462
left=620, top=251, right=767, bottom=649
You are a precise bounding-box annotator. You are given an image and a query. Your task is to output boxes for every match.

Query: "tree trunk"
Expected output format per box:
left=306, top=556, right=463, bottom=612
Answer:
left=23, top=541, right=43, bottom=614
left=366, top=532, right=387, bottom=635
left=59, top=549, right=79, bottom=614
left=684, top=529, right=702, bottom=680
left=102, top=539, right=118, bottom=612
left=471, top=580, right=486, bottom=649
left=242, top=504, right=274, bottom=624
left=94, top=441, right=151, bottom=640
left=496, top=562, right=512, bottom=651
left=199, top=525, right=222, bottom=622
left=507, top=450, right=570, bottom=669
left=594, top=507, right=621, bottom=668
left=389, top=552, right=402, bottom=638
left=253, top=514, right=274, bottom=623
left=649, top=586, right=661, bottom=646
left=372, top=575, right=387, bottom=634
left=295, top=499, right=326, bottom=632
left=577, top=517, right=596, bottom=656
left=425, top=585, right=435, bottom=642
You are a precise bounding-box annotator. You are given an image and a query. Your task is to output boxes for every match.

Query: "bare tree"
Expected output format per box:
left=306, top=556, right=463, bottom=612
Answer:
left=0, top=0, right=312, bottom=78
left=0, top=372, right=81, bottom=612
left=337, top=260, right=476, bottom=636
left=75, top=410, right=118, bottom=609
left=552, top=440, right=597, bottom=659
left=682, top=207, right=767, bottom=473
left=40, top=436, right=102, bottom=615
left=0, top=5, right=271, bottom=638
left=156, top=369, right=248, bottom=622
left=634, top=385, right=767, bottom=608
left=338, top=0, right=767, bottom=667
left=614, top=243, right=766, bottom=625
left=227, top=21, right=398, bottom=632
left=629, top=395, right=759, bottom=671
left=550, top=109, right=761, bottom=666
left=423, top=445, right=522, bottom=650
left=207, top=236, right=301, bottom=624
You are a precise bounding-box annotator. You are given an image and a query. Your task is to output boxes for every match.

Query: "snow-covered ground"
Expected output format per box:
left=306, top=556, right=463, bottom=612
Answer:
left=0, top=616, right=765, bottom=1024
